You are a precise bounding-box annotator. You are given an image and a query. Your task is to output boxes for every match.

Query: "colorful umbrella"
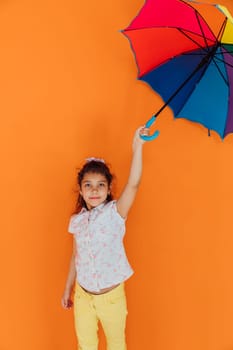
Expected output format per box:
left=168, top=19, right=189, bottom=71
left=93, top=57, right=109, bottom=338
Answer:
left=122, top=0, right=233, bottom=139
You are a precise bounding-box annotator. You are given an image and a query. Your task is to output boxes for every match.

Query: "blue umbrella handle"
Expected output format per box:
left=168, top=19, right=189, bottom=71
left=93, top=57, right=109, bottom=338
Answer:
left=140, top=115, right=160, bottom=141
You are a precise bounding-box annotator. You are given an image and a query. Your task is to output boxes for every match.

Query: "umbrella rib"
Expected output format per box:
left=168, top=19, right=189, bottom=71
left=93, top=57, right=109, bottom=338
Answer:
left=210, top=46, right=233, bottom=86
left=216, top=17, right=227, bottom=42
left=213, top=52, right=233, bottom=69
left=212, top=58, right=229, bottom=85
left=209, top=57, right=233, bottom=70
left=194, top=9, right=210, bottom=48
left=182, top=51, right=211, bottom=56
left=123, top=25, right=216, bottom=39
left=208, top=45, right=230, bottom=85
left=178, top=28, right=212, bottom=52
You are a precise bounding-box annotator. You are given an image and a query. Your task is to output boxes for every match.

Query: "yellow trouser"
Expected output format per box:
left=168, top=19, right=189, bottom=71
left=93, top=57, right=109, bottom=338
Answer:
left=74, top=283, right=128, bottom=350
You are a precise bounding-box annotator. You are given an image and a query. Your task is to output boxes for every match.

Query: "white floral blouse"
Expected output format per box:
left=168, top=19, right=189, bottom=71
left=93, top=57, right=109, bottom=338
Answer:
left=68, top=200, right=133, bottom=292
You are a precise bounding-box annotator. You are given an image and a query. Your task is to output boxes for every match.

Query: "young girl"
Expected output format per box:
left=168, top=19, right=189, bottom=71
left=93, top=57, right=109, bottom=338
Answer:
left=62, top=126, right=151, bottom=350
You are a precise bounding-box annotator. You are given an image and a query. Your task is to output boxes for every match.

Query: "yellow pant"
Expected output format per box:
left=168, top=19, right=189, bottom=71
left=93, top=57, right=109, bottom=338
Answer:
left=74, top=283, right=128, bottom=350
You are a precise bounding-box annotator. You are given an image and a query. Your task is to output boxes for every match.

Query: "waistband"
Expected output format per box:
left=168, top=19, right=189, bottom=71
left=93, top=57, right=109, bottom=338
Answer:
left=75, top=282, right=125, bottom=300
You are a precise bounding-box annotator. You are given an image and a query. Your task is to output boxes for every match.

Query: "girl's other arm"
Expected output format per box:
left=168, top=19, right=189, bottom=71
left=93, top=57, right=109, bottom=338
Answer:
left=116, top=126, right=148, bottom=218
left=61, top=238, right=77, bottom=309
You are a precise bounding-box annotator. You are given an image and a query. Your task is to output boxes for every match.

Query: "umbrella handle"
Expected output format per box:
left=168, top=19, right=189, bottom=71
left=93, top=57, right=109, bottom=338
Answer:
left=140, top=115, right=160, bottom=141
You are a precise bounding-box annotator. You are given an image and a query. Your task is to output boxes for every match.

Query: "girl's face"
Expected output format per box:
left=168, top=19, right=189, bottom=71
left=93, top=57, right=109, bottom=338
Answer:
left=80, top=172, right=110, bottom=210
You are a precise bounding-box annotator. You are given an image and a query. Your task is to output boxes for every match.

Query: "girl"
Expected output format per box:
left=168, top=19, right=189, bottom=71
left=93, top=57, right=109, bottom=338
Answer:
left=62, top=126, right=151, bottom=350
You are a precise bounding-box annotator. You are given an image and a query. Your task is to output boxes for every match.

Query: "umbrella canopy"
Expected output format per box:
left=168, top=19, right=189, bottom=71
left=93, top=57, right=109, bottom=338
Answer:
left=122, top=0, right=233, bottom=139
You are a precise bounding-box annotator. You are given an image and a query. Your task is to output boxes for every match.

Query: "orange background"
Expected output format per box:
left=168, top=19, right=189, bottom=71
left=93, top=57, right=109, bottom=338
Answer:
left=1, top=1, right=233, bottom=349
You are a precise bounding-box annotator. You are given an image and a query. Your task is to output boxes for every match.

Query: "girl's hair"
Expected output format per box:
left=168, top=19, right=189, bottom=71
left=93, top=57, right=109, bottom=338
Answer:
left=74, top=159, right=114, bottom=213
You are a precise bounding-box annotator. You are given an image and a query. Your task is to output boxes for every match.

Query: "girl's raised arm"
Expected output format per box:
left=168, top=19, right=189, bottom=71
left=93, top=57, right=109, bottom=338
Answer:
left=116, top=126, right=149, bottom=218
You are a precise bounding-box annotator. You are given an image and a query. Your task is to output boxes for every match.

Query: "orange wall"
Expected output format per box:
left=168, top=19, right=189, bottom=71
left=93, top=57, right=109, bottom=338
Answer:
left=1, top=1, right=233, bottom=349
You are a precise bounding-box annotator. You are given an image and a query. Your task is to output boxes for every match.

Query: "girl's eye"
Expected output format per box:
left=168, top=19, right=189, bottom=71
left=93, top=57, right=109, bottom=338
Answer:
left=84, top=183, right=90, bottom=187
left=99, top=183, right=106, bottom=187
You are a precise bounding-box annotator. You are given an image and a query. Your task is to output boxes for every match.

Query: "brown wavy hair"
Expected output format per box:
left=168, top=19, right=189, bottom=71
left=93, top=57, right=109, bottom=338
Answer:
left=74, top=159, right=114, bottom=213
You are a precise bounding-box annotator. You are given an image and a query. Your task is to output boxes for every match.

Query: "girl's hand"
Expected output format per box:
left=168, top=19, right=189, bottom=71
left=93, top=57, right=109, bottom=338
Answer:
left=61, top=290, right=73, bottom=309
left=132, top=126, right=149, bottom=151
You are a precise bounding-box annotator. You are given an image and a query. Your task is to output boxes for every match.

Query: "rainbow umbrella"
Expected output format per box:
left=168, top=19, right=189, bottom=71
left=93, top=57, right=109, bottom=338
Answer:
left=122, top=0, right=233, bottom=139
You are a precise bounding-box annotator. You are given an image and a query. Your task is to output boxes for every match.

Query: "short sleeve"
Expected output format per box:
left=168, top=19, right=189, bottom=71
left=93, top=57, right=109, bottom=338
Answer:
left=109, top=200, right=126, bottom=222
left=68, top=215, right=78, bottom=234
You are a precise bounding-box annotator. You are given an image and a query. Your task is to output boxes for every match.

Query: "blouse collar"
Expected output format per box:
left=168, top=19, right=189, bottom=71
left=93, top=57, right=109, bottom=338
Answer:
left=80, top=201, right=107, bottom=215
